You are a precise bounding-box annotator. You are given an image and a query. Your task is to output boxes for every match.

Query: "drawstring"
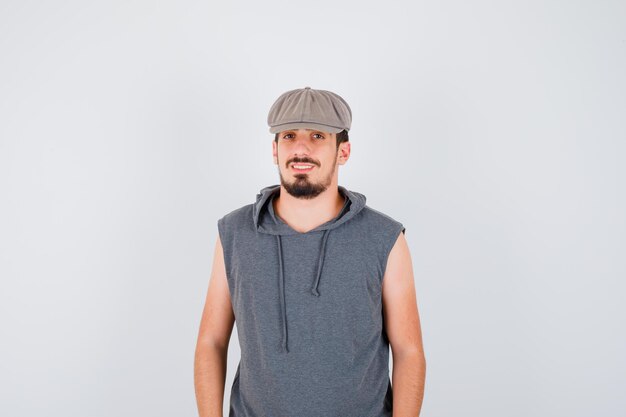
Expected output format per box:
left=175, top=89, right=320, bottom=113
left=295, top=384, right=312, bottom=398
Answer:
left=276, top=235, right=289, bottom=353
left=311, top=230, right=330, bottom=296
left=275, top=229, right=331, bottom=353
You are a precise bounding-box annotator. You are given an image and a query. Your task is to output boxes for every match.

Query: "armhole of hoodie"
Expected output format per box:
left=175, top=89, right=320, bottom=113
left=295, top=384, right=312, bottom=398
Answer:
left=216, top=216, right=233, bottom=290
left=381, top=222, right=406, bottom=285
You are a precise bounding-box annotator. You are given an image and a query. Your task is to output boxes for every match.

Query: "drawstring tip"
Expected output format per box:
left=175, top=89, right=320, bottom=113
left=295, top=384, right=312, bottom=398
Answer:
left=311, top=288, right=320, bottom=296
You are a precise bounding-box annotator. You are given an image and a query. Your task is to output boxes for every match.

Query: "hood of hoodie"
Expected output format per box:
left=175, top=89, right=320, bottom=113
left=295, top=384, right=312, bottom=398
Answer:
left=251, top=183, right=367, bottom=353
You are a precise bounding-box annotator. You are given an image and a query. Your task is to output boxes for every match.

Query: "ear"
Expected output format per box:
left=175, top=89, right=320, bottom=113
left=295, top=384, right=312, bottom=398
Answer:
left=272, top=139, right=278, bottom=165
left=337, top=141, right=351, bottom=165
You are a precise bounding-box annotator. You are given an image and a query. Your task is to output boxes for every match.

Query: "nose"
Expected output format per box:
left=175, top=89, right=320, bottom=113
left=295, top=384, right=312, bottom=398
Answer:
left=291, top=134, right=313, bottom=154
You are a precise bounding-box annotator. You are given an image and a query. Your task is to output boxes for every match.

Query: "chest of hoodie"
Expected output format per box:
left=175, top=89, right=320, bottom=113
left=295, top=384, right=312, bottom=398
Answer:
left=230, top=226, right=386, bottom=363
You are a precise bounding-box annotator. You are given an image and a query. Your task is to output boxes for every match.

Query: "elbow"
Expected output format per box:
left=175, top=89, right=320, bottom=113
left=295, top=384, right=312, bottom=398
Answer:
left=393, top=346, right=426, bottom=363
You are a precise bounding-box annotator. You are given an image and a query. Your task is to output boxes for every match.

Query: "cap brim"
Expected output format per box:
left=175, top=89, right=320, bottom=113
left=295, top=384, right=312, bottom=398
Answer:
left=269, top=122, right=344, bottom=134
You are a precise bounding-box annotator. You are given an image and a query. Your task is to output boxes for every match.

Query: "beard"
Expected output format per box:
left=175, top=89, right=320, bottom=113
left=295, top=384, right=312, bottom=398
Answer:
left=278, top=152, right=338, bottom=200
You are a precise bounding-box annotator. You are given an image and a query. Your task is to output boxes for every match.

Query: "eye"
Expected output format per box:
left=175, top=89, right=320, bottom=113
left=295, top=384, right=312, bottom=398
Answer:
left=282, top=133, right=295, bottom=139
left=312, top=133, right=325, bottom=139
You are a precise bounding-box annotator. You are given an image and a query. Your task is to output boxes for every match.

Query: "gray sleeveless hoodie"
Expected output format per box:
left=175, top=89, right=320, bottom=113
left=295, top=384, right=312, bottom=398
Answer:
left=218, top=184, right=406, bottom=417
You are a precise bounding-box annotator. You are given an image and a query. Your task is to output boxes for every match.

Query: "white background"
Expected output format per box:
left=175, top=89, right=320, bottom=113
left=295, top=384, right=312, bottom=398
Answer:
left=1, top=1, right=624, bottom=416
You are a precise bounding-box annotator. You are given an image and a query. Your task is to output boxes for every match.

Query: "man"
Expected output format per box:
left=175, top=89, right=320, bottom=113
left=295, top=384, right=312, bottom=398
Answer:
left=194, top=87, right=426, bottom=417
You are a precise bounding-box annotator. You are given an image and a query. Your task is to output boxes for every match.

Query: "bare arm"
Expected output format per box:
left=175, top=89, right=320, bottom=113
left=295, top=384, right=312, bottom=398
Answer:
left=382, top=231, right=427, bottom=417
left=194, top=235, right=235, bottom=417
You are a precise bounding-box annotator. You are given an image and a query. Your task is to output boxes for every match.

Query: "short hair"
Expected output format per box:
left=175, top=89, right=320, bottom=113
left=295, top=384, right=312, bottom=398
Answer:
left=274, top=129, right=349, bottom=151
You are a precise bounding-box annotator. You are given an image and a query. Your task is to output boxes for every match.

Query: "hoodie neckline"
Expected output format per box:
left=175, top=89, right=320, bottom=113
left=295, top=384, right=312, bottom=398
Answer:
left=253, top=184, right=366, bottom=236
left=268, top=190, right=350, bottom=235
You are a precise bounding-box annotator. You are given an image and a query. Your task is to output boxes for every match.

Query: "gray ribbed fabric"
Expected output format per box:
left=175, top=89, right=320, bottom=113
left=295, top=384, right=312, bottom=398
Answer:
left=217, top=184, right=406, bottom=417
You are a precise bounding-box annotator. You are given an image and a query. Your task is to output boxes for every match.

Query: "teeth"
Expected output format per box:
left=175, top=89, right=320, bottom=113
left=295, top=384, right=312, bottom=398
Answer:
left=293, top=165, right=313, bottom=169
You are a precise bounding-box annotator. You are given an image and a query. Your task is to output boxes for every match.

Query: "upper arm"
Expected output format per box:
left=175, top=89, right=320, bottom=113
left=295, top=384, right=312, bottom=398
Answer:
left=382, top=231, right=425, bottom=358
left=196, top=234, right=235, bottom=351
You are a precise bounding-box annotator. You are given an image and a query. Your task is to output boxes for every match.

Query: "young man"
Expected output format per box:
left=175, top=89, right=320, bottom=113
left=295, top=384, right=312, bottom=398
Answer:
left=194, top=87, right=426, bottom=417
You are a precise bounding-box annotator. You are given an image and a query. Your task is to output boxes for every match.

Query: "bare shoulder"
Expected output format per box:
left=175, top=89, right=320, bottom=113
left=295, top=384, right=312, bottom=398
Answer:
left=383, top=228, right=411, bottom=279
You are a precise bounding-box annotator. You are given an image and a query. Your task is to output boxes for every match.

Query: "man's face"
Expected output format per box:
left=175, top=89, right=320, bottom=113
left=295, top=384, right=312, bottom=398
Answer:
left=272, top=128, right=344, bottom=199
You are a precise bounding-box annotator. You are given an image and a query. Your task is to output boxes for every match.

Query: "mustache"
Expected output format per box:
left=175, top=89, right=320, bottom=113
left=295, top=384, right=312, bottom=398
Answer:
left=288, top=159, right=318, bottom=166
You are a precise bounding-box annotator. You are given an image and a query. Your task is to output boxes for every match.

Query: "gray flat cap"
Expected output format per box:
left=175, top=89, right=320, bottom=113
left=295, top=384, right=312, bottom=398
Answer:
left=267, top=86, right=352, bottom=134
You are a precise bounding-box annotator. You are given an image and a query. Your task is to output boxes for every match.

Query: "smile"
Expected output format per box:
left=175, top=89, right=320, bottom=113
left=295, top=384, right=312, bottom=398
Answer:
left=291, top=164, right=315, bottom=172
